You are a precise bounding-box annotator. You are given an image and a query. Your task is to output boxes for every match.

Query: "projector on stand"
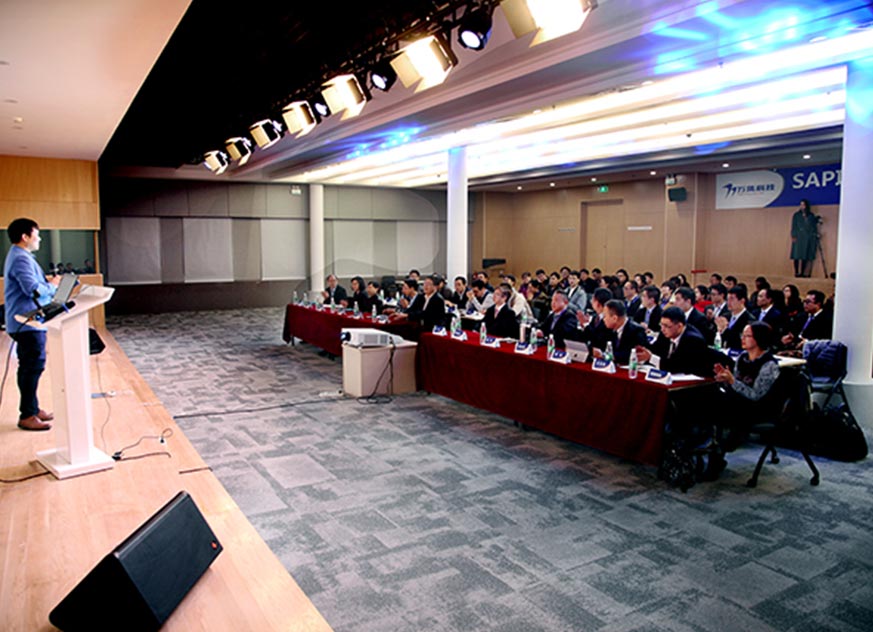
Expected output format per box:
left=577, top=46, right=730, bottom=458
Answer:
left=340, top=328, right=406, bottom=348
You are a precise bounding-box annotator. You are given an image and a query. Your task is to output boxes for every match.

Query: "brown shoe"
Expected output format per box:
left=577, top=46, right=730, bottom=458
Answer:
left=36, top=410, right=54, bottom=421
left=18, top=416, right=52, bottom=431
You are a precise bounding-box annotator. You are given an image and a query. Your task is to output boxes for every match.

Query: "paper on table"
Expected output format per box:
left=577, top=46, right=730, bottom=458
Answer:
left=670, top=374, right=705, bottom=381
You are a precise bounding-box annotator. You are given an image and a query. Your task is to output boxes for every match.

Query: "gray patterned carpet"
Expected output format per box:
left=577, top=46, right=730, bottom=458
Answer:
left=108, top=308, right=873, bottom=632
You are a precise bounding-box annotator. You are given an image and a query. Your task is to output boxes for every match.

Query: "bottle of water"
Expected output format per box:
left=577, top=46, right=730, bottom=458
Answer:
left=330, top=296, right=336, bottom=311
left=480, top=323, right=487, bottom=345
left=714, top=330, right=722, bottom=350
left=371, top=304, right=378, bottom=320
left=353, top=301, right=360, bottom=317
left=605, top=341, right=614, bottom=363
left=547, top=334, right=555, bottom=358
left=628, top=348, right=639, bottom=379
left=453, top=313, right=461, bottom=336
left=293, top=290, right=299, bottom=304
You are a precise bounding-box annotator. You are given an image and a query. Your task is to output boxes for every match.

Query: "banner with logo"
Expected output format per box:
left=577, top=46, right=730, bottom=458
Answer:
left=715, top=163, right=841, bottom=209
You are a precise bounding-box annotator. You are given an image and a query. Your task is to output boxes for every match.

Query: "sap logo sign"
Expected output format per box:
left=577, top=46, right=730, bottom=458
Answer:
left=716, top=170, right=783, bottom=209
left=792, top=169, right=841, bottom=189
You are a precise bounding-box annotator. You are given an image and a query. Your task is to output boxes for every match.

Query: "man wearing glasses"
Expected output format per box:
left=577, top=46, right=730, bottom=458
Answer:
left=780, top=290, right=832, bottom=350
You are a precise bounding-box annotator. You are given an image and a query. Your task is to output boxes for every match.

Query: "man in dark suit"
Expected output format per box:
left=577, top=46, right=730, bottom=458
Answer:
left=576, top=287, right=612, bottom=352
left=384, top=278, right=422, bottom=316
left=623, top=280, right=642, bottom=320
left=635, top=307, right=713, bottom=377
left=592, top=299, right=649, bottom=364
left=394, top=275, right=446, bottom=331
left=322, top=274, right=347, bottom=304
left=483, top=287, right=520, bottom=338
left=447, top=276, right=469, bottom=311
left=358, top=281, right=384, bottom=315
left=538, top=291, right=579, bottom=347
left=633, top=285, right=662, bottom=333
left=755, top=287, right=784, bottom=336
left=716, top=286, right=751, bottom=351
left=781, top=289, right=833, bottom=349
left=709, top=283, right=729, bottom=321
left=674, top=286, right=713, bottom=343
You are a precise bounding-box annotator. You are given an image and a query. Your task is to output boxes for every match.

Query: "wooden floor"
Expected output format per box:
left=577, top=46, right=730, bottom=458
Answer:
left=0, top=329, right=332, bottom=632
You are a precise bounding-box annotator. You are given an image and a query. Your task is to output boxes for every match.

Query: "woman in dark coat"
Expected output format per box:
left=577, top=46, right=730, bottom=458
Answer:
left=791, top=199, right=819, bottom=277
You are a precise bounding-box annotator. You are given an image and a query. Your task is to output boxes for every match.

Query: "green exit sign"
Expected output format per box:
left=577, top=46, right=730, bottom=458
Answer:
left=597, top=184, right=609, bottom=193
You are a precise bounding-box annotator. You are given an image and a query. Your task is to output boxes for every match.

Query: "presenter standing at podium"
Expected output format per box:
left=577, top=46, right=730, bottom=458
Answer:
left=4, top=218, right=60, bottom=431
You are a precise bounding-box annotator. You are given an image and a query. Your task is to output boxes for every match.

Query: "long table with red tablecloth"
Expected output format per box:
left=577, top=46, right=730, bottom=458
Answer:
left=415, top=333, right=711, bottom=466
left=283, top=303, right=419, bottom=356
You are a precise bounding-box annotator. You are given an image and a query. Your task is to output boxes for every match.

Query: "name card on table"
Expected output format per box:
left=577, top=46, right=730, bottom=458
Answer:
left=514, top=341, right=535, bottom=355
left=374, top=315, right=390, bottom=324
left=451, top=330, right=468, bottom=342
left=592, top=358, right=616, bottom=373
left=646, top=369, right=673, bottom=385
left=432, top=326, right=447, bottom=337
left=549, top=349, right=572, bottom=364
left=481, top=336, right=501, bottom=348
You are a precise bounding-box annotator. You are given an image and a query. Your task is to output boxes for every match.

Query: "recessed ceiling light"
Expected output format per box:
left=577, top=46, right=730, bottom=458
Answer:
left=649, top=170, right=657, bottom=175
left=590, top=177, right=597, bottom=182
left=802, top=154, right=811, bottom=159
left=549, top=182, right=555, bottom=187
left=722, top=163, right=730, bottom=168
left=517, top=185, right=523, bottom=190
left=12, top=116, right=23, bottom=123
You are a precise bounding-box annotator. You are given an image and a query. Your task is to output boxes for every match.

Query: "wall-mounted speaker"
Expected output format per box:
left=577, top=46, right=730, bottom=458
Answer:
left=668, top=187, right=687, bottom=202
left=49, top=491, right=222, bottom=632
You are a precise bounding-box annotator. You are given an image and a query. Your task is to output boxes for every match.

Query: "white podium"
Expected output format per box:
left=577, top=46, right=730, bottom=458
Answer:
left=16, top=285, right=116, bottom=479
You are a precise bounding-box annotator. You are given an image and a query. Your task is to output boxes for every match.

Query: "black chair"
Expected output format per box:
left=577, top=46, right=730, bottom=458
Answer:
left=380, top=275, right=397, bottom=299
left=743, top=368, right=820, bottom=488
left=803, top=339, right=852, bottom=412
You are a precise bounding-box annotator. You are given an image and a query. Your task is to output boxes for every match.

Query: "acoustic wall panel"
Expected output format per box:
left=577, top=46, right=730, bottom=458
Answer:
left=260, top=219, right=308, bottom=280
left=232, top=220, right=262, bottom=281
left=332, top=220, right=373, bottom=277
left=160, top=218, right=184, bottom=283
left=106, top=217, right=161, bottom=285
left=182, top=218, right=233, bottom=283
left=397, top=221, right=436, bottom=274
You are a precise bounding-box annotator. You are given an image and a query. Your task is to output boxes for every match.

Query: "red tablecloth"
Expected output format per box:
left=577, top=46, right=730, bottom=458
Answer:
left=283, top=304, right=419, bottom=355
left=416, top=333, right=706, bottom=466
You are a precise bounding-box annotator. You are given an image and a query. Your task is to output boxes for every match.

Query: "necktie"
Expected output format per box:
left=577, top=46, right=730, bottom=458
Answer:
left=668, top=340, right=677, bottom=358
left=729, top=314, right=737, bottom=328
left=802, top=314, right=813, bottom=333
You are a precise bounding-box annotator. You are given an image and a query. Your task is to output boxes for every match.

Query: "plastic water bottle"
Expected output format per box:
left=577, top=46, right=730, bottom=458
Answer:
left=628, top=348, right=639, bottom=379
left=714, top=330, right=723, bottom=350
left=293, top=290, right=299, bottom=304
left=480, top=323, right=487, bottom=345
left=371, top=304, right=378, bottom=320
left=519, top=315, right=528, bottom=343
left=330, top=296, right=336, bottom=311
left=453, top=313, right=461, bottom=336
left=605, top=341, right=614, bottom=363
left=547, top=334, right=555, bottom=358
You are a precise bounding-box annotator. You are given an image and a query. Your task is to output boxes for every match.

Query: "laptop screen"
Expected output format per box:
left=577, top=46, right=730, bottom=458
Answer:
left=54, top=274, right=78, bottom=304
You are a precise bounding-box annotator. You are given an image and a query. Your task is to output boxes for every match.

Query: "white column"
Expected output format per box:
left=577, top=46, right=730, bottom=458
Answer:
left=833, top=58, right=873, bottom=428
left=309, top=183, right=325, bottom=294
left=49, top=230, right=62, bottom=270
left=446, top=147, right=469, bottom=282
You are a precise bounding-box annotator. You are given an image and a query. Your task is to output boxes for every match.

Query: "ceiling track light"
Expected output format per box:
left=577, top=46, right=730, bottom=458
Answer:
left=321, top=74, right=370, bottom=119
left=458, top=4, right=494, bottom=51
left=391, top=33, right=458, bottom=92
left=503, top=0, right=598, bottom=45
left=309, top=94, right=331, bottom=121
left=225, top=136, right=253, bottom=165
left=282, top=101, right=317, bottom=137
left=203, top=150, right=229, bottom=175
left=249, top=119, right=283, bottom=149
left=370, top=57, right=398, bottom=92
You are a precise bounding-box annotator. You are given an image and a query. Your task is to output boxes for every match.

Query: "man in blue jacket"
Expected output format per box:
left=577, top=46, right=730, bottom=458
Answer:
left=4, top=218, right=60, bottom=431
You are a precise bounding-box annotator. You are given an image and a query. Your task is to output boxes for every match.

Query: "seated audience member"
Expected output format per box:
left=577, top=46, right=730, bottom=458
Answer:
left=435, top=275, right=453, bottom=301
left=709, top=272, right=723, bottom=287
left=723, top=275, right=738, bottom=290
left=518, top=272, right=532, bottom=297
left=535, top=269, right=548, bottom=287
left=359, top=281, right=384, bottom=314
left=392, top=275, right=445, bottom=331
left=580, top=268, right=597, bottom=294
left=623, top=280, right=642, bottom=319
left=559, top=265, right=571, bottom=290
left=615, top=269, right=629, bottom=285
left=635, top=306, right=711, bottom=377
left=408, top=269, right=421, bottom=284
left=576, top=287, right=612, bottom=351
left=476, top=271, right=494, bottom=292
left=749, top=276, right=771, bottom=308
left=466, top=279, right=494, bottom=313
left=712, top=322, right=781, bottom=460
left=323, top=274, right=347, bottom=304
left=709, top=283, right=728, bottom=320
left=383, top=278, right=422, bottom=315
left=342, top=276, right=367, bottom=310
left=607, top=275, right=624, bottom=299
left=566, top=270, right=588, bottom=314
left=643, top=271, right=655, bottom=286
left=633, top=273, right=645, bottom=288
left=81, top=259, right=96, bottom=274
left=448, top=276, right=469, bottom=310
left=715, top=286, right=751, bottom=350
left=591, top=267, right=603, bottom=287
left=782, top=283, right=806, bottom=336
left=483, top=287, right=520, bottom=338
left=675, top=273, right=690, bottom=288
left=502, top=281, right=533, bottom=321
left=694, top=284, right=711, bottom=312
left=591, top=299, right=648, bottom=364
left=674, top=286, right=714, bottom=343
left=781, top=289, right=832, bottom=349
left=544, top=272, right=560, bottom=296
left=659, top=280, right=676, bottom=309
left=538, top=291, right=579, bottom=348
left=634, top=285, right=663, bottom=333
left=526, top=280, right=550, bottom=322
left=755, top=288, right=784, bottom=336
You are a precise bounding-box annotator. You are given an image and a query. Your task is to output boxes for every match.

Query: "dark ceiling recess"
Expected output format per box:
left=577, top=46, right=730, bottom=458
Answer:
left=100, top=0, right=488, bottom=170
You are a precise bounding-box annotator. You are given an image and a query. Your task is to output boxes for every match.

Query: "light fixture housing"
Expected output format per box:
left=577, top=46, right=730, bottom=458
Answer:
left=249, top=119, right=283, bottom=149
left=282, top=101, right=317, bottom=137
left=321, top=74, right=369, bottom=119
left=309, top=95, right=331, bottom=121
left=391, top=33, right=458, bottom=92
left=225, top=137, right=253, bottom=165
left=458, top=5, right=494, bottom=50
left=203, top=150, right=229, bottom=174
left=370, top=58, right=398, bottom=92
left=503, top=0, right=598, bottom=46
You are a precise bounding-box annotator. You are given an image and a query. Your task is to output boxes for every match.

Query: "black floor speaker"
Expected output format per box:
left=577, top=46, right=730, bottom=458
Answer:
left=49, top=491, right=223, bottom=632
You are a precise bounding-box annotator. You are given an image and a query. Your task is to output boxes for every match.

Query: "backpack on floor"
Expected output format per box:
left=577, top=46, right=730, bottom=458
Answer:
left=806, top=403, right=868, bottom=462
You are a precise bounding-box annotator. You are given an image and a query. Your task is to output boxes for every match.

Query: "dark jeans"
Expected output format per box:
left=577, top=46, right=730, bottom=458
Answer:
left=10, top=331, right=46, bottom=420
